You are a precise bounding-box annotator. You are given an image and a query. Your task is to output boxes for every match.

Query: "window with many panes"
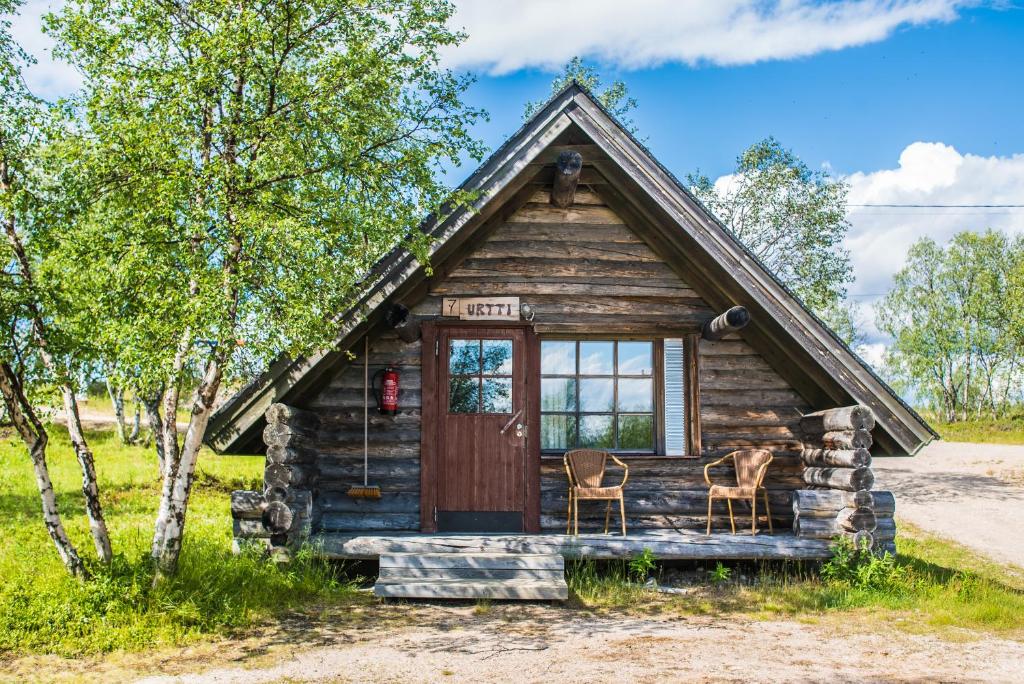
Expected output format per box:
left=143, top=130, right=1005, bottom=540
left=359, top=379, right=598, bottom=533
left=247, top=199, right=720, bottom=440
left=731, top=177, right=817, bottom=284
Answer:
left=540, top=340, right=654, bottom=452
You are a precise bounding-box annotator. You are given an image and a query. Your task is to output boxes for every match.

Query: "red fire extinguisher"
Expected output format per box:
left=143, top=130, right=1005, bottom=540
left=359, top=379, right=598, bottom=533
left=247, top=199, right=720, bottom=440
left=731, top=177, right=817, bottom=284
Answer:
left=373, top=366, right=400, bottom=415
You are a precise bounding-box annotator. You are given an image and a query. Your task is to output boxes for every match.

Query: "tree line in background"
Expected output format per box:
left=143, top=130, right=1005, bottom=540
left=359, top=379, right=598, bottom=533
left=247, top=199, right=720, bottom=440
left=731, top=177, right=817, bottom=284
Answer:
left=878, top=230, right=1024, bottom=422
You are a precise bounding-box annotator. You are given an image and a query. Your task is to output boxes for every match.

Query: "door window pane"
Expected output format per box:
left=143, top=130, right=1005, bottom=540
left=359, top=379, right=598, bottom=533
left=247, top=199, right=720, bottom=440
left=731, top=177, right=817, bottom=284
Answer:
left=449, top=340, right=480, bottom=375
left=448, top=337, right=513, bottom=415
left=618, top=341, right=653, bottom=376
left=541, top=377, right=576, bottom=412
left=579, top=341, right=613, bottom=374
left=618, top=378, right=653, bottom=412
left=579, top=415, right=614, bottom=448
left=482, top=378, right=512, bottom=413
left=541, top=415, right=576, bottom=450
left=482, top=340, right=513, bottom=375
left=449, top=376, right=479, bottom=413
left=541, top=340, right=575, bottom=374
left=618, top=414, right=653, bottom=450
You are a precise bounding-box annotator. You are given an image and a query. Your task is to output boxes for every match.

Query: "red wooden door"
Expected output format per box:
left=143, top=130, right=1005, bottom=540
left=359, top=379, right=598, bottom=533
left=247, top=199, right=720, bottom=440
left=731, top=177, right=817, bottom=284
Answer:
left=434, top=326, right=529, bottom=532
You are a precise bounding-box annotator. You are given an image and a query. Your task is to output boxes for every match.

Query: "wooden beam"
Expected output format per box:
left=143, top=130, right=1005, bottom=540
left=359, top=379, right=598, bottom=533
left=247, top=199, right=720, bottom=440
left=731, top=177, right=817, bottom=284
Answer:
left=702, top=306, right=751, bottom=341
left=550, top=150, right=583, bottom=208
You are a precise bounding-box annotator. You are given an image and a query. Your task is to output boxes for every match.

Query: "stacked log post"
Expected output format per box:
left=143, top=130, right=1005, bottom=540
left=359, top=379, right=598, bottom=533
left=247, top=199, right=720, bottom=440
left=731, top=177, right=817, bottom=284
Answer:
left=230, top=403, right=320, bottom=558
left=793, top=405, right=897, bottom=554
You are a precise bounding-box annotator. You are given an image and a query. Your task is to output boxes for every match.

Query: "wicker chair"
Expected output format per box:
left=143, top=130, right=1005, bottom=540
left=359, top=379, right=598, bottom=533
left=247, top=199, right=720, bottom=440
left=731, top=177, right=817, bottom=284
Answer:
left=564, top=449, right=629, bottom=536
left=704, top=449, right=774, bottom=535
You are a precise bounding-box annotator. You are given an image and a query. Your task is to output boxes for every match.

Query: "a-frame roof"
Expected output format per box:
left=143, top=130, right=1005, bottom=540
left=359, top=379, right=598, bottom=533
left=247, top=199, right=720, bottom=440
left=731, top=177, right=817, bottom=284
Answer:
left=207, top=83, right=936, bottom=456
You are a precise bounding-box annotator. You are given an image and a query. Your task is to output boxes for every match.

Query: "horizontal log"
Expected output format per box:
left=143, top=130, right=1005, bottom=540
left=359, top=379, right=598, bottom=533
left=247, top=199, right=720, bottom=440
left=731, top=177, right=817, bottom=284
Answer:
left=472, top=240, right=659, bottom=263
left=802, top=466, right=874, bottom=492
left=509, top=201, right=621, bottom=225
left=265, top=403, right=320, bottom=429
left=230, top=490, right=267, bottom=519
left=527, top=186, right=605, bottom=205
left=801, top=448, right=871, bottom=468
left=315, top=427, right=422, bottom=445
left=699, top=369, right=793, bottom=391
left=541, top=488, right=793, bottom=515
left=701, top=388, right=809, bottom=409
left=266, top=445, right=317, bottom=465
left=317, top=409, right=422, bottom=428
left=702, top=306, right=750, bottom=341
left=804, top=430, right=872, bottom=450
left=263, top=487, right=313, bottom=509
left=309, top=388, right=422, bottom=410
left=317, top=490, right=420, bottom=514
left=449, top=257, right=678, bottom=281
left=873, top=517, right=896, bottom=542
left=836, top=506, right=877, bottom=532
left=796, top=514, right=892, bottom=540
left=262, top=500, right=294, bottom=534
left=875, top=541, right=897, bottom=557
left=318, top=512, right=419, bottom=531
left=700, top=406, right=802, bottom=428
left=330, top=367, right=421, bottom=391
left=541, top=512, right=790, bottom=532
left=871, top=490, right=896, bottom=516
left=264, top=463, right=317, bottom=490
left=233, top=518, right=273, bottom=538
left=792, top=489, right=875, bottom=517
left=431, top=277, right=695, bottom=298
left=488, top=221, right=641, bottom=244
left=800, top=406, right=875, bottom=433
left=263, top=423, right=317, bottom=449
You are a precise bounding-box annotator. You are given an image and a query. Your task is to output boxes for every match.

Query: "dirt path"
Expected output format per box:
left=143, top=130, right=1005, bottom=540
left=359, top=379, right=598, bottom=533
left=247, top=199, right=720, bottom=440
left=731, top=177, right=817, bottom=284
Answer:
left=116, top=605, right=1023, bottom=683
left=874, top=440, right=1024, bottom=568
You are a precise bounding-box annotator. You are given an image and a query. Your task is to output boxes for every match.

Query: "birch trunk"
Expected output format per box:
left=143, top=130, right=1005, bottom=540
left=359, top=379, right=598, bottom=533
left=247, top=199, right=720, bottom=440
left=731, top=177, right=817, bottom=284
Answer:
left=151, top=356, right=224, bottom=576
left=128, top=398, right=141, bottom=443
left=106, top=379, right=128, bottom=444
left=58, top=380, right=113, bottom=562
left=0, top=361, right=85, bottom=577
left=142, top=391, right=166, bottom=476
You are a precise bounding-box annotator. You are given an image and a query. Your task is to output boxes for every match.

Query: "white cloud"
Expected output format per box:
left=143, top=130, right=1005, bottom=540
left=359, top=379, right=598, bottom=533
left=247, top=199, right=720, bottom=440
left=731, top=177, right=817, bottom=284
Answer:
left=7, top=0, right=79, bottom=100
left=845, top=143, right=1024, bottom=298
left=841, top=142, right=1024, bottom=345
left=444, top=0, right=965, bottom=74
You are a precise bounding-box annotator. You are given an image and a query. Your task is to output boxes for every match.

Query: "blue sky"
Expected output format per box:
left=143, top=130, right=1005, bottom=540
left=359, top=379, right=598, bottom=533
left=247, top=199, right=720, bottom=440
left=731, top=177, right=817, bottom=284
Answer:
left=460, top=5, right=1024, bottom=180
left=9, top=0, right=1024, bottom=361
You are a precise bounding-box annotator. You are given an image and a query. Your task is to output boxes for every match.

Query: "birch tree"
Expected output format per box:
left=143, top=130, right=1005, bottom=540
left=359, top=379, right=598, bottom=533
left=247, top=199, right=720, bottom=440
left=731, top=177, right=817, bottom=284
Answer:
left=51, top=0, right=484, bottom=577
left=0, top=0, right=112, bottom=571
left=689, top=138, right=858, bottom=343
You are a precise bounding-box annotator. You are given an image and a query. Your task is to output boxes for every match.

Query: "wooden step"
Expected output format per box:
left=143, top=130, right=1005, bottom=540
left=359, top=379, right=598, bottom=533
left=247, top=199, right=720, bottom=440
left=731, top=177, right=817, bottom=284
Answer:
left=374, top=552, right=568, bottom=600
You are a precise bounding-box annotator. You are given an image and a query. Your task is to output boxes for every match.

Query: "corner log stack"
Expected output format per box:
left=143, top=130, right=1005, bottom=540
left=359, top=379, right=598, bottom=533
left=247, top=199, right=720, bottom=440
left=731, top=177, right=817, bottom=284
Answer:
left=229, top=403, right=320, bottom=561
left=793, top=405, right=897, bottom=555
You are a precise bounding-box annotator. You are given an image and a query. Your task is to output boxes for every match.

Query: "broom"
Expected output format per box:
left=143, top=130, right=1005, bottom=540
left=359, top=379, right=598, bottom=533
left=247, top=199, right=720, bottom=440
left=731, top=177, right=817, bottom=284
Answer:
left=347, top=336, right=381, bottom=499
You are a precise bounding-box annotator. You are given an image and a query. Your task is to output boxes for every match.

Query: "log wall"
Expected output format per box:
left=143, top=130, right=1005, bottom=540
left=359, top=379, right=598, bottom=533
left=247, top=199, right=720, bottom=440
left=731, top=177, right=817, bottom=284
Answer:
left=272, top=188, right=819, bottom=535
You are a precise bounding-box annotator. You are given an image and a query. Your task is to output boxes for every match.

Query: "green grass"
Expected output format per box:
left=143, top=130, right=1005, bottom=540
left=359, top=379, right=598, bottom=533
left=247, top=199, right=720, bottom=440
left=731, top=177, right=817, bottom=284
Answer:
left=0, top=427, right=362, bottom=658
left=923, top=412, right=1024, bottom=445
left=566, top=528, right=1024, bottom=637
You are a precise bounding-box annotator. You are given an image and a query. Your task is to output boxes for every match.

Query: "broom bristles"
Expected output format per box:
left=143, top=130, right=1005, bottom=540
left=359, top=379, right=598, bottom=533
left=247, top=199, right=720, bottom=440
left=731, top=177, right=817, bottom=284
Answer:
left=347, top=484, right=382, bottom=499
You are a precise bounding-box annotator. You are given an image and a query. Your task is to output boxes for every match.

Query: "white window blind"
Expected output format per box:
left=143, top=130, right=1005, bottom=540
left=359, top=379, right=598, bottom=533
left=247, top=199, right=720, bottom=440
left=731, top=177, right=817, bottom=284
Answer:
left=663, top=338, right=687, bottom=456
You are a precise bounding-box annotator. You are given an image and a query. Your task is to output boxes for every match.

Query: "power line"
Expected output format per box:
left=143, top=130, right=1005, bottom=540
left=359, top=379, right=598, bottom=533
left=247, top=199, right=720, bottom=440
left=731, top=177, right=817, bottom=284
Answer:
left=849, top=203, right=1024, bottom=208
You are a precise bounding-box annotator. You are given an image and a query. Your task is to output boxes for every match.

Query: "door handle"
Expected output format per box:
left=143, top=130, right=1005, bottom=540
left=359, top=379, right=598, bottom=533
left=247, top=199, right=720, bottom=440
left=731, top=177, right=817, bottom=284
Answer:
left=500, top=409, right=524, bottom=435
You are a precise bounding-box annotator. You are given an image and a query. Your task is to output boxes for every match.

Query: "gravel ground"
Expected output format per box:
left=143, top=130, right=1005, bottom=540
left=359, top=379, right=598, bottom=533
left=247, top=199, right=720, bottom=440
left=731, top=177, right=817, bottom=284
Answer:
left=874, top=440, right=1024, bottom=568
left=129, top=607, right=1024, bottom=684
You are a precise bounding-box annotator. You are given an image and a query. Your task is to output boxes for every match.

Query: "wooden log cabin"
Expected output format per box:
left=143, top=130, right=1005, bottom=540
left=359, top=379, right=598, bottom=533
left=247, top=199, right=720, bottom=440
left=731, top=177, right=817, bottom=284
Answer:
left=210, top=84, right=935, bottom=573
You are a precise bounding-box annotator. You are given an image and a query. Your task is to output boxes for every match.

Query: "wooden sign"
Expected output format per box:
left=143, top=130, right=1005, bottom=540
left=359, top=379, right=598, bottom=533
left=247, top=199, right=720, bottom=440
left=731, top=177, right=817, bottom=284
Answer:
left=442, top=297, right=520, bottom=321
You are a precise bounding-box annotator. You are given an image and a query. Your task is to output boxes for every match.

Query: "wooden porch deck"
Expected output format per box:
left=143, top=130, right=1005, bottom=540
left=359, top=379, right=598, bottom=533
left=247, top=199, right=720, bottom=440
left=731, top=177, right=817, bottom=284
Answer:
left=312, top=530, right=833, bottom=561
